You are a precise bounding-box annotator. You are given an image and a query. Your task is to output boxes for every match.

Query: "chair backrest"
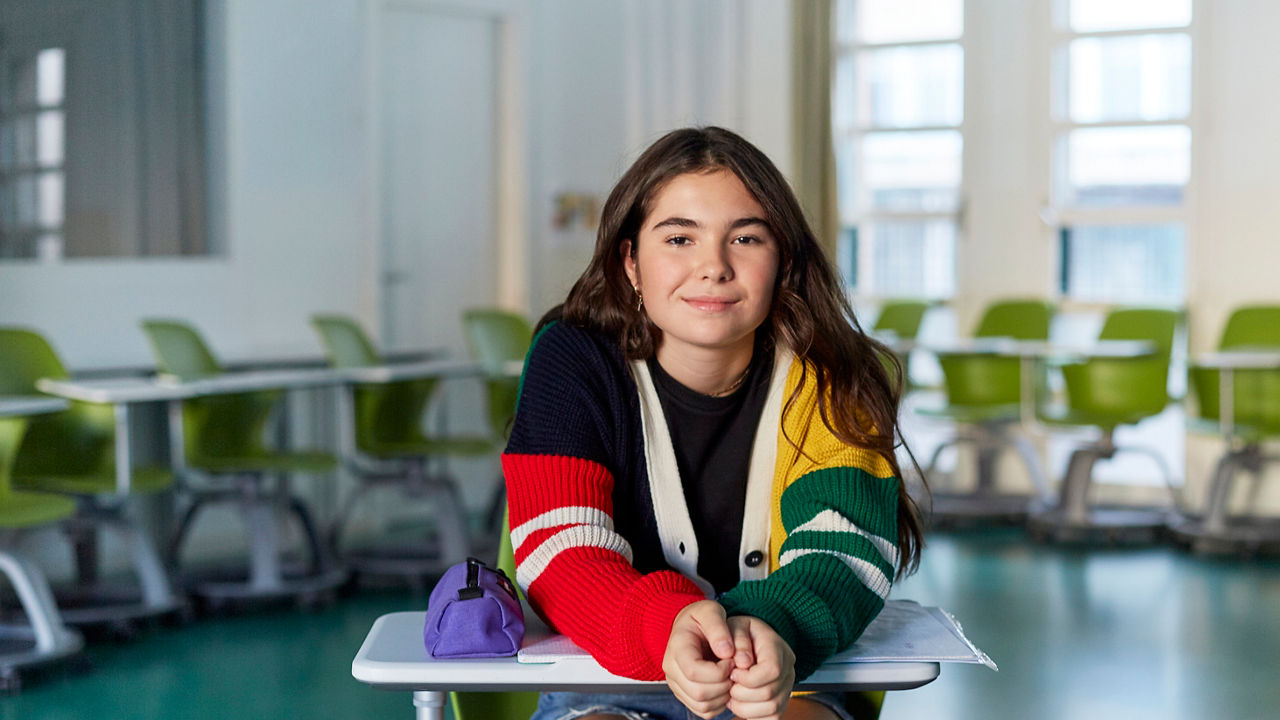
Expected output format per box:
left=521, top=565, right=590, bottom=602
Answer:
left=1190, top=305, right=1280, bottom=431
left=973, top=300, right=1053, bottom=340
left=309, top=315, right=435, bottom=454
left=139, top=319, right=223, bottom=381
left=872, top=300, right=930, bottom=340
left=311, top=315, right=382, bottom=368
left=462, top=309, right=533, bottom=439
left=938, top=300, right=1054, bottom=407
left=139, top=319, right=279, bottom=463
left=0, top=328, right=114, bottom=477
left=462, top=309, right=533, bottom=372
left=1061, top=307, right=1180, bottom=423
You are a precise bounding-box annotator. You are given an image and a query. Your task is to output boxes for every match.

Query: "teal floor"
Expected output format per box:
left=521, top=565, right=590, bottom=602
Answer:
left=4, top=530, right=1279, bottom=720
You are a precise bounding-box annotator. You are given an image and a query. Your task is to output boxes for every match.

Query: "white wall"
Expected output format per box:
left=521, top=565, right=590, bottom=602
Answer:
left=0, top=0, right=374, bottom=369
left=524, top=0, right=792, bottom=318
left=1184, top=0, right=1280, bottom=512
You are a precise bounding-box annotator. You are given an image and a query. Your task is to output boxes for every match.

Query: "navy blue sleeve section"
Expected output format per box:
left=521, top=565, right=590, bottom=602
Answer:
left=505, top=321, right=636, bottom=469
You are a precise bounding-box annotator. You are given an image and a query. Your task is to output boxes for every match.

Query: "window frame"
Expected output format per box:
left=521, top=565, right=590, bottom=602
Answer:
left=832, top=0, right=967, bottom=301
left=0, top=46, right=68, bottom=261
left=1047, top=0, right=1198, bottom=304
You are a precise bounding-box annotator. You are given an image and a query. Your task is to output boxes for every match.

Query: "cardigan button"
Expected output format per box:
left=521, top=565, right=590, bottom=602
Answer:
left=744, top=551, right=764, bottom=567
left=678, top=542, right=686, bottom=555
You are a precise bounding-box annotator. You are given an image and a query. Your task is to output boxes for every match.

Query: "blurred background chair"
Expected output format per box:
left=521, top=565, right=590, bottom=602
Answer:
left=460, top=308, right=532, bottom=533
left=140, top=319, right=344, bottom=606
left=0, top=397, right=84, bottom=690
left=0, top=328, right=180, bottom=629
left=1028, top=308, right=1181, bottom=545
left=312, top=314, right=490, bottom=586
left=1170, top=305, right=1280, bottom=555
left=870, top=300, right=931, bottom=390
left=914, top=300, right=1054, bottom=528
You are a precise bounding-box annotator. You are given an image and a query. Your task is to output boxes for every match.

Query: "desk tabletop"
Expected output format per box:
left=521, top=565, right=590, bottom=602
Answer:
left=922, top=337, right=1153, bottom=360
left=353, top=612, right=940, bottom=693
left=0, top=395, right=70, bottom=417
left=37, top=358, right=512, bottom=405
left=1193, top=348, right=1280, bottom=370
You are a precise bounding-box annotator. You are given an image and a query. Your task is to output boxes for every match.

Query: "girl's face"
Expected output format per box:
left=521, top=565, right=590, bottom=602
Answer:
left=622, top=169, right=780, bottom=360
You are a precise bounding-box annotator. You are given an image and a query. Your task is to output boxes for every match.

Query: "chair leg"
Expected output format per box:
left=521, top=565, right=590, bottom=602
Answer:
left=1059, top=446, right=1107, bottom=524
left=286, top=495, right=327, bottom=574
left=102, top=513, right=178, bottom=610
left=1203, top=447, right=1254, bottom=534
left=0, top=549, right=70, bottom=653
left=429, top=475, right=470, bottom=565
left=168, top=493, right=215, bottom=572
left=1009, top=431, right=1051, bottom=503
left=242, top=497, right=284, bottom=593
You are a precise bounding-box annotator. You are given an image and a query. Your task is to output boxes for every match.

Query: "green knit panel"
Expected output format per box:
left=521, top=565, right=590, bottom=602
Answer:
left=720, top=466, right=899, bottom=679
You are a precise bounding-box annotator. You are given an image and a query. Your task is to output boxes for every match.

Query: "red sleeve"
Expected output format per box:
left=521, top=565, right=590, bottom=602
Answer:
left=503, top=452, right=705, bottom=680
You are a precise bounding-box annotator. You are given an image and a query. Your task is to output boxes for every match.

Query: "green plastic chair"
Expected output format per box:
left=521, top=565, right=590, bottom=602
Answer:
left=1188, top=305, right=1280, bottom=436
left=871, top=300, right=931, bottom=389
left=915, top=300, right=1055, bottom=522
left=0, top=400, right=84, bottom=684
left=1171, top=305, right=1280, bottom=554
left=312, top=315, right=492, bottom=577
left=1029, top=308, right=1181, bottom=543
left=461, top=308, right=532, bottom=531
left=139, top=319, right=344, bottom=602
left=0, top=328, right=180, bottom=625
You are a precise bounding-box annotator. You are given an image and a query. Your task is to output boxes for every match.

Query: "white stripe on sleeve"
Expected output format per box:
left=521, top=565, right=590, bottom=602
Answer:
left=511, top=506, right=615, bottom=555
left=778, top=548, right=892, bottom=600
left=516, top=524, right=634, bottom=591
left=790, top=508, right=900, bottom=569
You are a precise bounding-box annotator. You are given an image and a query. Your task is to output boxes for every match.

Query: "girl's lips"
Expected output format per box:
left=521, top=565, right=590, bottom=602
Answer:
left=684, top=296, right=739, bottom=312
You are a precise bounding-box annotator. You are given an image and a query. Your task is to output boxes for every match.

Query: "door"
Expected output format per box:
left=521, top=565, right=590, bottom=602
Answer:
left=376, top=5, right=499, bottom=354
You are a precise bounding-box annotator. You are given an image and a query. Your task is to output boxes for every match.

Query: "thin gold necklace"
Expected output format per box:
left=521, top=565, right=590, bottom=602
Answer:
left=707, top=364, right=751, bottom=397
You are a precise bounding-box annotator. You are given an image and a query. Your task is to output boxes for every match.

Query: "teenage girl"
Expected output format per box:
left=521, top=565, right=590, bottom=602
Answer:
left=503, top=127, right=924, bottom=720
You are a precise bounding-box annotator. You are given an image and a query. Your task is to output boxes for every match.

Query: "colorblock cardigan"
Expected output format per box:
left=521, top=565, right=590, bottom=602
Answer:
left=502, top=321, right=900, bottom=681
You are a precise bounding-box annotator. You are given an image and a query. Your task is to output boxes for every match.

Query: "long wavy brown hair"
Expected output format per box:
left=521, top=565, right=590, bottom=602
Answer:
left=548, top=126, right=925, bottom=577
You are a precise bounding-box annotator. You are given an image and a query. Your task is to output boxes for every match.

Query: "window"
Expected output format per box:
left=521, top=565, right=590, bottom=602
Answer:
left=1051, top=0, right=1192, bottom=303
left=832, top=0, right=964, bottom=298
left=0, top=48, right=65, bottom=260
left=0, top=0, right=209, bottom=261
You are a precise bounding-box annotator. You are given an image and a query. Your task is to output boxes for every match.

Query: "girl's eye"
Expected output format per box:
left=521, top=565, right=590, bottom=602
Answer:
left=665, top=236, right=692, bottom=246
left=732, top=235, right=760, bottom=245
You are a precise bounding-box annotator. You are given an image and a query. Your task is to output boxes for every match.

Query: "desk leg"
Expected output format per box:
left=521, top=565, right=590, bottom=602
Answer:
left=113, top=403, right=132, bottom=494
left=1219, top=368, right=1235, bottom=445
left=412, top=690, right=447, bottom=720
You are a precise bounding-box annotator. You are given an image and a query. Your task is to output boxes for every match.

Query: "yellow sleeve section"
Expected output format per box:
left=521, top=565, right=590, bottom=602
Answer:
left=769, top=357, right=897, bottom=569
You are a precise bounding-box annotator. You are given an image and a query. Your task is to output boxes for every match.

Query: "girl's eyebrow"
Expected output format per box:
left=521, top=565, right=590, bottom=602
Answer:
left=651, top=216, right=769, bottom=231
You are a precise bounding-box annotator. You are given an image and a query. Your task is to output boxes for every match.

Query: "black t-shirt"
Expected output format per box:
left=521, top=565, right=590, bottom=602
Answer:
left=646, top=346, right=773, bottom=595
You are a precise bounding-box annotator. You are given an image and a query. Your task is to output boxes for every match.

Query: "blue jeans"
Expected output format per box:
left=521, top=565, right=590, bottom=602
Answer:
left=528, top=690, right=855, bottom=720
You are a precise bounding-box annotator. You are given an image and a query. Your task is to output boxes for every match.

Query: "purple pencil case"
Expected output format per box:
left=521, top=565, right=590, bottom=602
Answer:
left=423, top=557, right=524, bottom=658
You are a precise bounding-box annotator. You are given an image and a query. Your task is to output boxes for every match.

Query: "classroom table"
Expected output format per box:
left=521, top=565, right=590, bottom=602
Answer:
left=353, top=607, right=945, bottom=720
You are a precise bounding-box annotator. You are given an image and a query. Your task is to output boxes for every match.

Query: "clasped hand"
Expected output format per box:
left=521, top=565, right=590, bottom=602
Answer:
left=662, top=600, right=797, bottom=720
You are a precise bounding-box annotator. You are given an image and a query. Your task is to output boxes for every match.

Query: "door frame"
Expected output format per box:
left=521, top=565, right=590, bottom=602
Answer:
left=363, top=0, right=530, bottom=345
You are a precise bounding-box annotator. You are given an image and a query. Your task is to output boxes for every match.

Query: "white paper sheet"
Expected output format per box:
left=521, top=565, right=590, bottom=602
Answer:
left=517, top=599, right=996, bottom=670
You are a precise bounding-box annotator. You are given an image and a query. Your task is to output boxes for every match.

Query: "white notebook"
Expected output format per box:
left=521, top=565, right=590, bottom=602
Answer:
left=517, top=599, right=996, bottom=670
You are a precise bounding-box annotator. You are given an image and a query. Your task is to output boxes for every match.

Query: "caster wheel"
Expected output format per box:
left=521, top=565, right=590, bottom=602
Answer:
left=0, top=670, right=21, bottom=696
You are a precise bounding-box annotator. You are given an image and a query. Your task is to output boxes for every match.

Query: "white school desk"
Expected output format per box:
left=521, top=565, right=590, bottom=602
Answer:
left=353, top=611, right=942, bottom=720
